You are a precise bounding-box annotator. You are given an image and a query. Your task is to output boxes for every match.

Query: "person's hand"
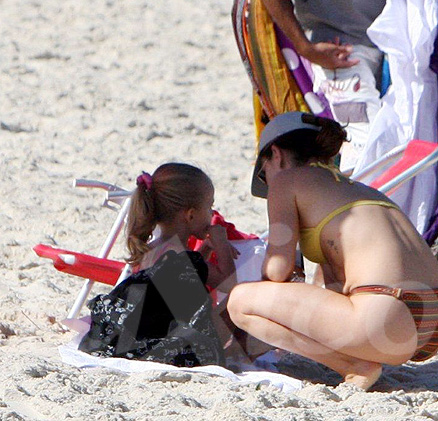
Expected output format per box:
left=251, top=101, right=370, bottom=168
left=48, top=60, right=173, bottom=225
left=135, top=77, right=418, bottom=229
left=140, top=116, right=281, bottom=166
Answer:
left=206, top=225, right=228, bottom=246
left=206, top=225, right=240, bottom=259
left=301, top=40, right=360, bottom=70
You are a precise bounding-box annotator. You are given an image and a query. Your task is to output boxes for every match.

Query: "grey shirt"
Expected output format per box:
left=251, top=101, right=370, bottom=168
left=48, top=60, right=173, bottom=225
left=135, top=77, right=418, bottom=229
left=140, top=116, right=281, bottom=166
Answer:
left=293, top=0, right=386, bottom=48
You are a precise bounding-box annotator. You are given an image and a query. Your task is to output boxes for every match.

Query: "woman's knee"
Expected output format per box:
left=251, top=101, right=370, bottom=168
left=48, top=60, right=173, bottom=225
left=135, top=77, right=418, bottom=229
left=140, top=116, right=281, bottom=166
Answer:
left=227, top=283, right=252, bottom=327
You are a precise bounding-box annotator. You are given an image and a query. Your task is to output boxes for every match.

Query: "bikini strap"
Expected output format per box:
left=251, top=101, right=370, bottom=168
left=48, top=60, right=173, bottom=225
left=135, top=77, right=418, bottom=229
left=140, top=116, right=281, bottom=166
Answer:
left=349, top=285, right=403, bottom=299
left=310, top=161, right=353, bottom=184
left=312, top=200, right=400, bottom=235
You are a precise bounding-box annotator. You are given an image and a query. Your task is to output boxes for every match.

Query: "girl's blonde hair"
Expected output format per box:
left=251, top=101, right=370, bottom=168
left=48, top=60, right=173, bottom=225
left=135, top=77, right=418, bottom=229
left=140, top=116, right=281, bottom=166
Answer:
left=126, top=163, right=212, bottom=266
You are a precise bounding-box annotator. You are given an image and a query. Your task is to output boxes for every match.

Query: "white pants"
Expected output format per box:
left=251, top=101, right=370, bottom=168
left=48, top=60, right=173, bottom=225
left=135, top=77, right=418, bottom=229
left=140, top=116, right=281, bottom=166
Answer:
left=312, top=45, right=383, bottom=172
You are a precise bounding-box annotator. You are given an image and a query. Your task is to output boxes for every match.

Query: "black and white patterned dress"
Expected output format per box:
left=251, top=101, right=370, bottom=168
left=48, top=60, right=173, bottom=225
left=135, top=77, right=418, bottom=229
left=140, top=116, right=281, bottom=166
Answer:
left=79, top=250, right=225, bottom=367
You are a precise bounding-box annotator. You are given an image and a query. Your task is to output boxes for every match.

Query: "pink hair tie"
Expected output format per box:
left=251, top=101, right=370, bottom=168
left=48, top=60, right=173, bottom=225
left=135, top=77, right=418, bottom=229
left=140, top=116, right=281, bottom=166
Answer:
left=136, top=171, right=153, bottom=190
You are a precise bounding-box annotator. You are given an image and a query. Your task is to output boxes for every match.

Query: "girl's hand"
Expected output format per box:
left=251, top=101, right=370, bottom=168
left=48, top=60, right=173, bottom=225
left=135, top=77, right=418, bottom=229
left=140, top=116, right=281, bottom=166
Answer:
left=203, top=225, right=238, bottom=293
left=197, top=237, right=214, bottom=261
left=206, top=225, right=240, bottom=259
left=206, top=225, right=228, bottom=245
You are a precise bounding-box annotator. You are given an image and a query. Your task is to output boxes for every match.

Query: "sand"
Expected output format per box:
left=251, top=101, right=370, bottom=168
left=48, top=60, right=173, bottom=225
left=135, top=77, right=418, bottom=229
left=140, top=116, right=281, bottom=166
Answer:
left=1, top=0, right=438, bottom=419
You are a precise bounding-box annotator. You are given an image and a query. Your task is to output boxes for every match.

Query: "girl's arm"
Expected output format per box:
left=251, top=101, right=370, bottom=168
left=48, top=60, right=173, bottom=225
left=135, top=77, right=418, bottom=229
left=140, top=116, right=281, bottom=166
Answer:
left=203, top=225, right=237, bottom=294
left=262, top=172, right=300, bottom=282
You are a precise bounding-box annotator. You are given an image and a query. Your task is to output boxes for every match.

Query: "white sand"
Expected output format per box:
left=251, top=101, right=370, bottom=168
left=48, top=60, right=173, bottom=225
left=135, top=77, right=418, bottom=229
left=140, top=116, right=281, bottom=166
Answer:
left=1, top=0, right=438, bottom=419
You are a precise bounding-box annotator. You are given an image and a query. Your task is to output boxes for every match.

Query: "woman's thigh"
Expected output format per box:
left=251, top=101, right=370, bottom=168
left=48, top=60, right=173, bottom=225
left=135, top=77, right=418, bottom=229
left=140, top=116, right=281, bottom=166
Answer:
left=228, top=281, right=418, bottom=363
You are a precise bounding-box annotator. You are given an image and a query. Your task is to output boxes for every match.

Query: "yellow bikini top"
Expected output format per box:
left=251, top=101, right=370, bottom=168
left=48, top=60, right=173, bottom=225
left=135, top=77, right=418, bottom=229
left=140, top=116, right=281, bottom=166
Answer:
left=299, top=162, right=399, bottom=264
left=299, top=200, right=399, bottom=264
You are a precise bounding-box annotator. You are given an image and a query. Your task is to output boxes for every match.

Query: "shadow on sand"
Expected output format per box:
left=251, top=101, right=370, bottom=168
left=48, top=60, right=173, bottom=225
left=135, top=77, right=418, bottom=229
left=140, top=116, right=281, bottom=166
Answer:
left=276, top=353, right=438, bottom=392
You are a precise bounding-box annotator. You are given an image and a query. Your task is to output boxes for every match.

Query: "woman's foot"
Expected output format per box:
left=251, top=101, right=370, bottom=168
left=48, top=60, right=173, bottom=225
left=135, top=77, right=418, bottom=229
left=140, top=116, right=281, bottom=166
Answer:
left=343, top=361, right=382, bottom=391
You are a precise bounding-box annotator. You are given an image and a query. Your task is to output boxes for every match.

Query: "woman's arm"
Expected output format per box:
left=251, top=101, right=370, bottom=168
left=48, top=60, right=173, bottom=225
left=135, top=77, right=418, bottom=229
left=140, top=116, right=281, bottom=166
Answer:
left=262, top=173, right=300, bottom=282
left=261, top=0, right=359, bottom=69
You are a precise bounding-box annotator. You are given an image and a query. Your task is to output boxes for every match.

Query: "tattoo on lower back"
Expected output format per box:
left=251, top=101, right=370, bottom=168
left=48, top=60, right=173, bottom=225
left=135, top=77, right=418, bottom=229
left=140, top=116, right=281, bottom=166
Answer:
left=327, top=240, right=339, bottom=254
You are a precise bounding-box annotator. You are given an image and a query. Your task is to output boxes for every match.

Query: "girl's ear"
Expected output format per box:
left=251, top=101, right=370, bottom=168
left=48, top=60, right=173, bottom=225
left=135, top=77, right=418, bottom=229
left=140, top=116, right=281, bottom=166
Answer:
left=184, top=208, right=195, bottom=223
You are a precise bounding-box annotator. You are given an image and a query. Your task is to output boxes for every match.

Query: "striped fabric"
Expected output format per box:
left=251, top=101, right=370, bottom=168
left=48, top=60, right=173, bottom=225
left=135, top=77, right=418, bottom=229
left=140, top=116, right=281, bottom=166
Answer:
left=350, top=285, right=438, bottom=362
left=246, top=0, right=309, bottom=120
left=232, top=0, right=310, bottom=148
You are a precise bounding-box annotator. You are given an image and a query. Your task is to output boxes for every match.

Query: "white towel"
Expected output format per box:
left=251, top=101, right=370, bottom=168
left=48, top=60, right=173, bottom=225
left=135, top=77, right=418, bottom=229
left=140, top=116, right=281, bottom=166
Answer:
left=59, top=326, right=302, bottom=394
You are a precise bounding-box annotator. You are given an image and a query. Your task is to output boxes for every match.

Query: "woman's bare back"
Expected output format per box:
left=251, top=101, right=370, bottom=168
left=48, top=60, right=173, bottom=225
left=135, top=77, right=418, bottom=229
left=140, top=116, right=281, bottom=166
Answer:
left=292, top=166, right=438, bottom=291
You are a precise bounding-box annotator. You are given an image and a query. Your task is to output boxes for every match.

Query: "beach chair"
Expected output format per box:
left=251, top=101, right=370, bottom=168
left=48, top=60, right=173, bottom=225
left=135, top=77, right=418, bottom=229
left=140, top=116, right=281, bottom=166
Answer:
left=34, top=179, right=133, bottom=319
left=353, top=140, right=438, bottom=196
left=232, top=0, right=333, bottom=147
left=353, top=140, right=438, bottom=247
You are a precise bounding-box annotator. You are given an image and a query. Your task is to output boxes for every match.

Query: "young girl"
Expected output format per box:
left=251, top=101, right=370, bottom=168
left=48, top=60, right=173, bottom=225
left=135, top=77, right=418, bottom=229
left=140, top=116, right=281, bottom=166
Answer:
left=79, top=163, right=238, bottom=367
left=126, top=162, right=237, bottom=293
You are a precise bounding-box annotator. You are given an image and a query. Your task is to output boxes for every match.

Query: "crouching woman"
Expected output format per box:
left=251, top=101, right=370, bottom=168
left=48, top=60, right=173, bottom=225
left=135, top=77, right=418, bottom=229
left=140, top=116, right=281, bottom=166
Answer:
left=228, top=112, right=438, bottom=390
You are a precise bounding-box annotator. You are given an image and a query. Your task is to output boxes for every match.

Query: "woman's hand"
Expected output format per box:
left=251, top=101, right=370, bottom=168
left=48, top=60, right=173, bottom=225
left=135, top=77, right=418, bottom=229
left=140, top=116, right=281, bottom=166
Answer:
left=262, top=171, right=300, bottom=282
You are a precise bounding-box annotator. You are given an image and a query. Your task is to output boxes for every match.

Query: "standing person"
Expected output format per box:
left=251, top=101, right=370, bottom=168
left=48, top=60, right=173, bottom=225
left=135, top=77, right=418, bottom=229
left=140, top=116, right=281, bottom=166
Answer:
left=227, top=112, right=438, bottom=390
left=261, top=0, right=386, bottom=171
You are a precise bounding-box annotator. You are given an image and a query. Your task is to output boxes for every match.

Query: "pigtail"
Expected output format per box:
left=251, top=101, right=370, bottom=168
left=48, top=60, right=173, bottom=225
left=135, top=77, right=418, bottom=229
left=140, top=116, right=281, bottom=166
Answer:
left=126, top=184, right=156, bottom=266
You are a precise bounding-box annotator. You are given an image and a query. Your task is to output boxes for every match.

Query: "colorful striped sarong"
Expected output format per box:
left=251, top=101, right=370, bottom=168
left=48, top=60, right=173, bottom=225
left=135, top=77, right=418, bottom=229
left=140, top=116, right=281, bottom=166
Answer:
left=232, top=0, right=333, bottom=148
left=232, top=0, right=310, bottom=146
left=349, top=285, right=438, bottom=362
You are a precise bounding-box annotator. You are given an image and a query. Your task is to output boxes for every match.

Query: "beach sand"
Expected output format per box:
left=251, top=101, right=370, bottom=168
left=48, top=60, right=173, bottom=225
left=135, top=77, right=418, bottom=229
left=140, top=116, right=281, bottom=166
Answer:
left=1, top=0, right=438, bottom=419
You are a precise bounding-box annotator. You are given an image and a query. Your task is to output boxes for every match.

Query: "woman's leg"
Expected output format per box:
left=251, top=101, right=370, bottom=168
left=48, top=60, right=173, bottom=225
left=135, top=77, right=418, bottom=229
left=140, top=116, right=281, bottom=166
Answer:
left=227, top=281, right=418, bottom=389
left=240, top=311, right=382, bottom=390
left=211, top=298, right=274, bottom=362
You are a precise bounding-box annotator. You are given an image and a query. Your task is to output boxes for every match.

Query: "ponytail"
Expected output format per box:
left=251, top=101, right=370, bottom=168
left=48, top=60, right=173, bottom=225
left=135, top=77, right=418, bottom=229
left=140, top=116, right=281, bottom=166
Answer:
left=314, top=117, right=347, bottom=161
left=126, top=182, right=156, bottom=266
left=126, top=163, right=212, bottom=266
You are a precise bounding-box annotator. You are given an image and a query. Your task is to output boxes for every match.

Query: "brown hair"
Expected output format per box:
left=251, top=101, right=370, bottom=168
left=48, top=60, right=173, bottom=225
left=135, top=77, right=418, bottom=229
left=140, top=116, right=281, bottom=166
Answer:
left=126, top=163, right=213, bottom=266
left=262, top=116, right=347, bottom=165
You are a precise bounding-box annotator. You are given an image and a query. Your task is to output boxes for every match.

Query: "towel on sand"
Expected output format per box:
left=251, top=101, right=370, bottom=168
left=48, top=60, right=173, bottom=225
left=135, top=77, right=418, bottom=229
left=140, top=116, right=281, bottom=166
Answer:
left=59, top=318, right=302, bottom=394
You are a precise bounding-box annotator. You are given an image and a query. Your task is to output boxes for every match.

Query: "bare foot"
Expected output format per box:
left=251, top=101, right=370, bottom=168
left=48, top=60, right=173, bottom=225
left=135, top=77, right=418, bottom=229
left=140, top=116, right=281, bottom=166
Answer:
left=344, top=361, right=382, bottom=391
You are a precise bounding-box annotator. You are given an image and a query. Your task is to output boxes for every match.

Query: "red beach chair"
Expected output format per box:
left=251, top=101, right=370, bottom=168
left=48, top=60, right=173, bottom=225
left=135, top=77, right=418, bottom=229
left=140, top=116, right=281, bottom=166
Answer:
left=352, top=140, right=438, bottom=195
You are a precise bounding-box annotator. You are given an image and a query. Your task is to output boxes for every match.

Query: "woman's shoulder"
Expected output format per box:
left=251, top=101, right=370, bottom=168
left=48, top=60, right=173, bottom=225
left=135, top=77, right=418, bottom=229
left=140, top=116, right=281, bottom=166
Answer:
left=283, top=164, right=357, bottom=194
left=270, top=166, right=316, bottom=194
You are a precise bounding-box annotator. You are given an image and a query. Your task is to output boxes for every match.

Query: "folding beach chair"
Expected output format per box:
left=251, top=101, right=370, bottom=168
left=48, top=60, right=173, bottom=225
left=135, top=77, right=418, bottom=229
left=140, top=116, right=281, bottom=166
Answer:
left=34, top=179, right=133, bottom=319
left=352, top=140, right=438, bottom=247
left=352, top=140, right=438, bottom=196
left=232, top=0, right=333, bottom=146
